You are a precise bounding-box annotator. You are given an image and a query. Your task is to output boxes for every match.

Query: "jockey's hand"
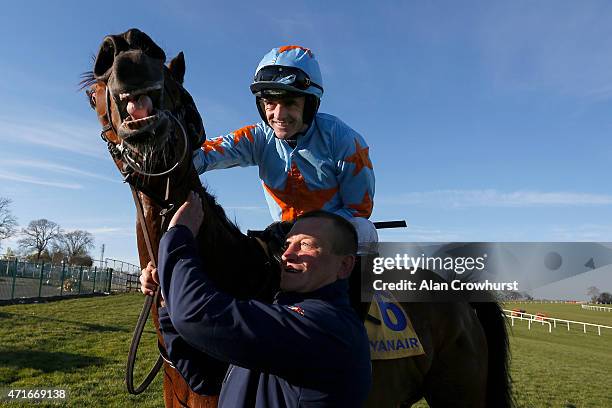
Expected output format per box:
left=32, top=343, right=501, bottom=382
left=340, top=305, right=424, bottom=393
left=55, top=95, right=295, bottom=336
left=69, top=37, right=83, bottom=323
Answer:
left=140, top=261, right=159, bottom=296
left=169, top=191, right=203, bottom=238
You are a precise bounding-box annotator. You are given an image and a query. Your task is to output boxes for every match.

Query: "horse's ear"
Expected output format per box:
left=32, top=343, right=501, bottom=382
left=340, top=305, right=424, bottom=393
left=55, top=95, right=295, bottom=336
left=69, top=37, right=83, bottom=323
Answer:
left=168, top=52, right=186, bottom=84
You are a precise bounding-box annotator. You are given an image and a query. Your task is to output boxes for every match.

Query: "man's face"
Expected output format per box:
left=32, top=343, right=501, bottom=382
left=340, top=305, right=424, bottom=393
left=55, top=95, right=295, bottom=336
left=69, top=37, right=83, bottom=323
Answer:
left=262, top=95, right=308, bottom=139
left=280, top=218, right=354, bottom=293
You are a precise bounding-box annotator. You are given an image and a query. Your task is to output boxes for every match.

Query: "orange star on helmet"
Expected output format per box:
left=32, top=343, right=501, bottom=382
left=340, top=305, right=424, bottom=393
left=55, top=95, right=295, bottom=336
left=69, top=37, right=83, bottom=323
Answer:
left=278, top=45, right=313, bottom=57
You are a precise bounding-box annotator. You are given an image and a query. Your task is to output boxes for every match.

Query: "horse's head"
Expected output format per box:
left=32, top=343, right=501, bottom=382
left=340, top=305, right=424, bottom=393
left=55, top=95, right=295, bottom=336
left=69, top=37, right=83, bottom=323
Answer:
left=84, top=29, right=279, bottom=300
left=84, top=28, right=204, bottom=176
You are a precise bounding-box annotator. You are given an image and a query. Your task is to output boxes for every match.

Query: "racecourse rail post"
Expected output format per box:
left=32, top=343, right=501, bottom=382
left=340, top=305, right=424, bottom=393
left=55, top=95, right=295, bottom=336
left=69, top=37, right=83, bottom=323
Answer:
left=60, top=262, right=66, bottom=296
left=77, top=266, right=84, bottom=294
left=92, top=266, right=97, bottom=293
left=107, top=269, right=113, bottom=293
left=10, top=258, right=18, bottom=300
left=38, top=262, right=45, bottom=298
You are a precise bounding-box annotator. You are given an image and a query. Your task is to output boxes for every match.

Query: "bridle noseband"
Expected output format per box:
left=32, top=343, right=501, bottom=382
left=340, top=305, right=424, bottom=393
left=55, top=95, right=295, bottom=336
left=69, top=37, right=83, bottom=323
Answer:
left=102, top=85, right=189, bottom=178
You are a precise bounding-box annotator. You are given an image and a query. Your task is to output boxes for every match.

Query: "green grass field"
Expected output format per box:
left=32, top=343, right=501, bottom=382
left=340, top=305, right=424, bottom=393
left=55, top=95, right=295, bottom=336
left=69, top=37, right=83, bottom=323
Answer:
left=502, top=302, right=612, bottom=408
left=0, top=295, right=610, bottom=407
left=0, top=293, right=163, bottom=407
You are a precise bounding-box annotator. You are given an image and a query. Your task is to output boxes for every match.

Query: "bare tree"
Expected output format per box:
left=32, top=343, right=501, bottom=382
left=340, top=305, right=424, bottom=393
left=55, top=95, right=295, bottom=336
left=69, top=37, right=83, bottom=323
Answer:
left=18, top=219, right=62, bottom=261
left=587, top=286, right=601, bottom=303
left=0, top=197, right=18, bottom=246
left=58, top=230, right=95, bottom=264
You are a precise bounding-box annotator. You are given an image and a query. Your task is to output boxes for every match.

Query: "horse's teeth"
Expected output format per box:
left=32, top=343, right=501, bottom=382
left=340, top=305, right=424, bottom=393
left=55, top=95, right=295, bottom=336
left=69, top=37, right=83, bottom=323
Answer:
left=123, top=114, right=158, bottom=130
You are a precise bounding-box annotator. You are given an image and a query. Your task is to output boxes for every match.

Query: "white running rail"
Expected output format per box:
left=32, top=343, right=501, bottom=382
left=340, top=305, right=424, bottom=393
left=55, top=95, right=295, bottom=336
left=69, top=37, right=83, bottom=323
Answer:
left=503, top=309, right=612, bottom=336
left=582, top=304, right=612, bottom=312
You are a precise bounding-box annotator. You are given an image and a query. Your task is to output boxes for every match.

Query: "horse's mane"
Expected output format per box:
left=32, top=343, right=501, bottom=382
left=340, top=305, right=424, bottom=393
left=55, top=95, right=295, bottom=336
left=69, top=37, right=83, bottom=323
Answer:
left=200, top=186, right=244, bottom=240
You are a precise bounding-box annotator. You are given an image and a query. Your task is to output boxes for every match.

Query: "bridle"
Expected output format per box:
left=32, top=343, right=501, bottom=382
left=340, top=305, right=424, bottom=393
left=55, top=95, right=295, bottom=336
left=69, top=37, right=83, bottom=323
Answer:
left=102, top=85, right=189, bottom=178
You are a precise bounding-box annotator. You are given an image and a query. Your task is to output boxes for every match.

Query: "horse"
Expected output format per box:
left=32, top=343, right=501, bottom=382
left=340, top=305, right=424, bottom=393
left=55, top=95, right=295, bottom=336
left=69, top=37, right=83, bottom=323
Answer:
left=82, top=28, right=279, bottom=407
left=83, top=29, right=513, bottom=408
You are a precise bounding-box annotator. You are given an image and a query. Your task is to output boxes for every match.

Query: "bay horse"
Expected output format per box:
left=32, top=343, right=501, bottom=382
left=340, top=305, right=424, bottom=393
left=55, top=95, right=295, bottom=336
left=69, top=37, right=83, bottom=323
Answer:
left=83, top=29, right=513, bottom=408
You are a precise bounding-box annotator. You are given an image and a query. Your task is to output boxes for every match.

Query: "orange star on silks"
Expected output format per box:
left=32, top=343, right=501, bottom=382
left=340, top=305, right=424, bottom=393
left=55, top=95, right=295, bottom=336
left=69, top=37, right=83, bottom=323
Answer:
left=264, top=163, right=339, bottom=221
left=349, top=192, right=373, bottom=218
left=202, top=137, right=225, bottom=155
left=233, top=125, right=256, bottom=145
left=345, top=139, right=373, bottom=176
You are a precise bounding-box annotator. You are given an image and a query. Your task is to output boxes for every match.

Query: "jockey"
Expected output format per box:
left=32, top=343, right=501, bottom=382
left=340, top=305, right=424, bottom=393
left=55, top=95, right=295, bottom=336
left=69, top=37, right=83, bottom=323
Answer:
left=143, top=46, right=377, bottom=321
left=192, top=45, right=377, bottom=250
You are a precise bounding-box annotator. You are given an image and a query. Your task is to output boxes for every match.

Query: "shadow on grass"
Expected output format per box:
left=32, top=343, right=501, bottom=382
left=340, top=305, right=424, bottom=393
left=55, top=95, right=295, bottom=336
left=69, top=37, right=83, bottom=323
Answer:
left=0, top=349, right=107, bottom=373
left=1, top=311, right=128, bottom=333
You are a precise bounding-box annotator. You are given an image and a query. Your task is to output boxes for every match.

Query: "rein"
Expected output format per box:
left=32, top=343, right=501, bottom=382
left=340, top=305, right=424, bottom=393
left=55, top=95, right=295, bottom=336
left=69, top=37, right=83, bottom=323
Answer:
left=124, top=172, right=192, bottom=408
left=99, top=88, right=193, bottom=401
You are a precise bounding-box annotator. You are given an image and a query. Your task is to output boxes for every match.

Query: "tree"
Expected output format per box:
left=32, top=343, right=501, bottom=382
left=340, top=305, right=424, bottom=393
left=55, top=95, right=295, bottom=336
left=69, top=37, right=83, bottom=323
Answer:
left=70, top=254, right=94, bottom=267
left=58, top=230, right=95, bottom=264
left=26, top=249, right=51, bottom=264
left=0, top=197, right=18, bottom=247
left=2, top=247, right=16, bottom=260
left=18, top=219, right=61, bottom=261
left=587, top=286, right=600, bottom=303
left=597, top=292, right=612, bottom=304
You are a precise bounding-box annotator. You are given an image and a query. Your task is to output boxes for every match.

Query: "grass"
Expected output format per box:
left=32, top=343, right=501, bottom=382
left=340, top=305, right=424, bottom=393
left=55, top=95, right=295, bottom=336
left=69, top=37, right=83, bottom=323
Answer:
left=0, top=295, right=610, bottom=407
left=506, top=321, right=611, bottom=407
left=0, top=293, right=163, bottom=407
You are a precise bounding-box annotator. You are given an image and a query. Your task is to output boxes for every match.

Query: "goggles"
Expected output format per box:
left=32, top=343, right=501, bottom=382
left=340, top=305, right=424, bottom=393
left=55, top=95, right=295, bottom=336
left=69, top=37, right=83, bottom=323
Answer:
left=251, top=66, right=323, bottom=93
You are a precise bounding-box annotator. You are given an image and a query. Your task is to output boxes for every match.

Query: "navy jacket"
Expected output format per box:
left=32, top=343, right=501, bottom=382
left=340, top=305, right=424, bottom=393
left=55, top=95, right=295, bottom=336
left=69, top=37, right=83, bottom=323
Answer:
left=157, top=225, right=371, bottom=407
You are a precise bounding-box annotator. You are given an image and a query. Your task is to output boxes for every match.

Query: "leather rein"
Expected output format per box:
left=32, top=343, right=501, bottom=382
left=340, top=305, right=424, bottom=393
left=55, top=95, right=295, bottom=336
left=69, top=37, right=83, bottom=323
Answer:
left=99, top=83, right=192, bottom=401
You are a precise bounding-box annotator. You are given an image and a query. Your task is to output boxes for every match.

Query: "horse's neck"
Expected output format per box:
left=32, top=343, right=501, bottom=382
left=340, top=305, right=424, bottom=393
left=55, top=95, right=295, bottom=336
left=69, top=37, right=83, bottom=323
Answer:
left=134, top=170, right=244, bottom=267
left=197, top=181, right=244, bottom=251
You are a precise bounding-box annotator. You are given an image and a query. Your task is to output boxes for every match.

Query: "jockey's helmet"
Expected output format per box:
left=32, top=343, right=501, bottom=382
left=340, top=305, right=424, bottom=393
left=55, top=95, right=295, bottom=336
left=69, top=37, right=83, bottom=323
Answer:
left=250, top=45, right=323, bottom=125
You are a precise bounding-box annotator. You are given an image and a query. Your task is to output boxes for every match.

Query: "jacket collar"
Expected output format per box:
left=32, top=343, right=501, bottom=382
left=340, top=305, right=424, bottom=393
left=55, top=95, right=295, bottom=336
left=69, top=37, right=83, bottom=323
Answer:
left=274, top=279, right=350, bottom=306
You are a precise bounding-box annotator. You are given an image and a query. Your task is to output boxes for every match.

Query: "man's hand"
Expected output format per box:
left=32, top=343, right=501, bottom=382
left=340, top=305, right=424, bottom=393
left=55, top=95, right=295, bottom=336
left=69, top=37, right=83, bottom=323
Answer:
left=168, top=191, right=204, bottom=238
left=140, top=261, right=159, bottom=296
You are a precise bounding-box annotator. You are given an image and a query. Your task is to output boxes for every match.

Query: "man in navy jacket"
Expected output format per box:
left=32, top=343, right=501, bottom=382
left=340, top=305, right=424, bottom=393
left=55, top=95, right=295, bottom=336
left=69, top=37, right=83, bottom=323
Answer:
left=154, top=191, right=371, bottom=407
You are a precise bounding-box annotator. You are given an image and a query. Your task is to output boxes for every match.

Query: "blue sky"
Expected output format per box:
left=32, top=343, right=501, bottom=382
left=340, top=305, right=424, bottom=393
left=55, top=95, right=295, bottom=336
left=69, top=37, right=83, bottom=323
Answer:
left=0, top=1, right=611, bottom=298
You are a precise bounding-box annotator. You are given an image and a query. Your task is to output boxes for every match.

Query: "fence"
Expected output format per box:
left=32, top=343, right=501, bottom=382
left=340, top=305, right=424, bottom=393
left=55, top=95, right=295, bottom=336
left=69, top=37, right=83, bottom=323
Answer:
left=0, top=258, right=141, bottom=302
left=503, top=309, right=612, bottom=336
left=581, top=304, right=612, bottom=312
left=504, top=310, right=552, bottom=332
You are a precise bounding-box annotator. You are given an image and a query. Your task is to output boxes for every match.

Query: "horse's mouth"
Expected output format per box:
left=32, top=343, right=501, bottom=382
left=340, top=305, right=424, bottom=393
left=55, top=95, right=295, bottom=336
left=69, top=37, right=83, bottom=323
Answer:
left=114, top=84, right=169, bottom=144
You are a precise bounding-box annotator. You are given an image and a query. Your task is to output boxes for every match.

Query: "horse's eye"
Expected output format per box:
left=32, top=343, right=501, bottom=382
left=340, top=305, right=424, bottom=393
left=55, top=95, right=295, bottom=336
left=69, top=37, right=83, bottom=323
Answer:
left=86, top=89, right=97, bottom=109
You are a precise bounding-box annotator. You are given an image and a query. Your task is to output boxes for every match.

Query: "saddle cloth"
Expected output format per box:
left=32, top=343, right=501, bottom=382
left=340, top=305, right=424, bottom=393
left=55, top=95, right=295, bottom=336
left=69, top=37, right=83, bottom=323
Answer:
left=365, top=290, right=425, bottom=360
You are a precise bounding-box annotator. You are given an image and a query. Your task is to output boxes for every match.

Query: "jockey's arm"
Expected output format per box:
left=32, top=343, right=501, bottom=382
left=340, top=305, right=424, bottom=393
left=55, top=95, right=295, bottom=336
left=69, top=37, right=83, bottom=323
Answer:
left=192, top=124, right=263, bottom=173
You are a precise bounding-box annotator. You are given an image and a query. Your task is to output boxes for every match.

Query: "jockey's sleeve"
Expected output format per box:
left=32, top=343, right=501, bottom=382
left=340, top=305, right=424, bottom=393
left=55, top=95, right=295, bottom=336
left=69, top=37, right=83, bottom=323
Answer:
left=192, top=124, right=264, bottom=173
left=333, top=127, right=375, bottom=219
left=157, top=225, right=354, bottom=383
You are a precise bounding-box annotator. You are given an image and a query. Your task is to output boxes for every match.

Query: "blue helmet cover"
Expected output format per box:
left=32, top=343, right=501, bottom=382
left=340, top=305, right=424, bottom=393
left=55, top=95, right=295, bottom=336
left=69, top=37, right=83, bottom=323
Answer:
left=252, top=45, right=324, bottom=99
